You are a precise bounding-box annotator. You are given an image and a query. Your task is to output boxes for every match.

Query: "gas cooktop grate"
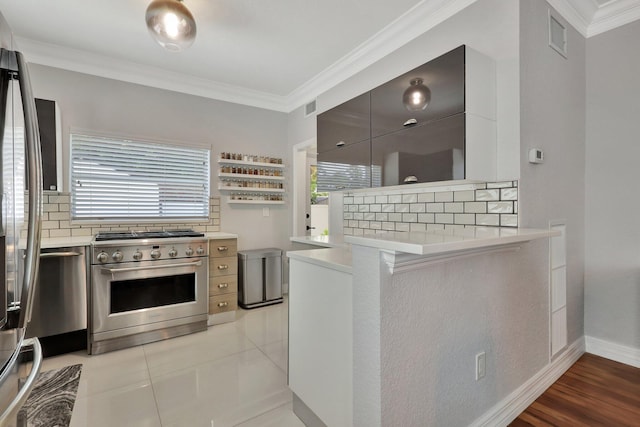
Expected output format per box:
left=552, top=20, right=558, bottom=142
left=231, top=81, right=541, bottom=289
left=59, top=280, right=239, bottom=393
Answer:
left=94, top=230, right=205, bottom=241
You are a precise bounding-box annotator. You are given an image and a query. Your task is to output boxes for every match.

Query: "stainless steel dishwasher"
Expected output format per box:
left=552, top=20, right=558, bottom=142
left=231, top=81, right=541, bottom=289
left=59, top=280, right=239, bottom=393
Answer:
left=24, top=246, right=88, bottom=355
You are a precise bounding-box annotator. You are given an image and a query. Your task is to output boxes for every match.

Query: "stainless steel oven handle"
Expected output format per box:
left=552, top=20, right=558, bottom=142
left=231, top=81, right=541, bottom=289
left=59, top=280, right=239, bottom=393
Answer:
left=0, top=338, right=43, bottom=425
left=100, top=260, right=203, bottom=274
left=40, top=251, right=84, bottom=258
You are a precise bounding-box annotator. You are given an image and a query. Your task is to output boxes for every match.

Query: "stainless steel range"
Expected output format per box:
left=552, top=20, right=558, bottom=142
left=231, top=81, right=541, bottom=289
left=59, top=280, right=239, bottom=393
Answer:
left=89, top=230, right=208, bottom=354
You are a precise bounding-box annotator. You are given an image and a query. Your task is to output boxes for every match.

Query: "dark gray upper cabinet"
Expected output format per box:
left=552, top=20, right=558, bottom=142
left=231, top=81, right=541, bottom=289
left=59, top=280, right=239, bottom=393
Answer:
left=317, top=139, right=371, bottom=191
left=370, top=46, right=465, bottom=139
left=35, top=98, right=58, bottom=191
left=371, top=113, right=465, bottom=187
left=317, top=92, right=370, bottom=154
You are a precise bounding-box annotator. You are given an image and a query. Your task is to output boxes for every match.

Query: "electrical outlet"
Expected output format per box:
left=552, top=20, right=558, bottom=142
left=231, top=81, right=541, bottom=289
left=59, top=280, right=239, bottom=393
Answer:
left=476, top=352, right=486, bottom=381
left=263, top=207, right=270, bottom=217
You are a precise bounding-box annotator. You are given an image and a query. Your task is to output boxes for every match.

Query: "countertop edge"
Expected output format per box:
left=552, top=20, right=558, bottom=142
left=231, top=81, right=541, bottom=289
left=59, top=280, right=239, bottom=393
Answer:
left=38, top=232, right=238, bottom=249
left=344, top=228, right=559, bottom=255
left=289, top=235, right=347, bottom=248
left=287, top=248, right=353, bottom=274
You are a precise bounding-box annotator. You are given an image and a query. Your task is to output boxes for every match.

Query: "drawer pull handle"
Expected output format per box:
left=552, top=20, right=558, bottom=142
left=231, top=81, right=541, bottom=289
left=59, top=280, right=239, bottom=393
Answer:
left=403, top=118, right=418, bottom=126
left=218, top=301, right=229, bottom=308
left=217, top=264, right=228, bottom=270
left=218, top=283, right=229, bottom=289
left=217, top=246, right=228, bottom=251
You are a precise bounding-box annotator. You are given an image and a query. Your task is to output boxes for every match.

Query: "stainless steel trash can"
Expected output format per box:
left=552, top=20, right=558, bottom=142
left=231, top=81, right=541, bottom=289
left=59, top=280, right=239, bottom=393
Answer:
left=238, top=248, right=283, bottom=309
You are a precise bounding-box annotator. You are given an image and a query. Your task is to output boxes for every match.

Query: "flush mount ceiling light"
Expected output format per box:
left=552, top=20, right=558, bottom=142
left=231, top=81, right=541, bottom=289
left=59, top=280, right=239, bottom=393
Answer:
left=402, top=78, right=431, bottom=112
left=145, top=0, right=197, bottom=52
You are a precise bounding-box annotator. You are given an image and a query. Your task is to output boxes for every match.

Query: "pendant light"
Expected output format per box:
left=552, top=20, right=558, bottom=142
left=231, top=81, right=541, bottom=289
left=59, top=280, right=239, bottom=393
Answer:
left=145, top=0, right=197, bottom=52
left=402, top=78, right=431, bottom=112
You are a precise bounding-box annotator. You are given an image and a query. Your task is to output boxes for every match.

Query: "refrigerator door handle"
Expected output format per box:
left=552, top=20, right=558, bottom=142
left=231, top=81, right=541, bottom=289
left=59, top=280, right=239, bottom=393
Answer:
left=0, top=338, right=43, bottom=424
left=15, top=50, right=43, bottom=330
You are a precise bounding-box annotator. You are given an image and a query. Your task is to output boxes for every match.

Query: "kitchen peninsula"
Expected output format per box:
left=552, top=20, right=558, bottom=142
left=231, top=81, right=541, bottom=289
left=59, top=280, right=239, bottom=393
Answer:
left=288, top=227, right=557, bottom=427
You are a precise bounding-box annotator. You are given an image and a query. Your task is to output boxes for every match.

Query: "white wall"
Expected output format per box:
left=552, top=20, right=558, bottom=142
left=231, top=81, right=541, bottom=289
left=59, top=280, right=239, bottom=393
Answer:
left=30, top=65, right=291, bottom=251
left=585, top=20, right=640, bottom=351
left=518, top=0, right=586, bottom=347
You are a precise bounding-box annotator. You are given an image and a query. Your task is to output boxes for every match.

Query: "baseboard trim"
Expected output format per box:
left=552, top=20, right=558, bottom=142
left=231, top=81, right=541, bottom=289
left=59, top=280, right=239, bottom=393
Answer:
left=585, top=335, right=640, bottom=368
left=470, top=337, right=585, bottom=427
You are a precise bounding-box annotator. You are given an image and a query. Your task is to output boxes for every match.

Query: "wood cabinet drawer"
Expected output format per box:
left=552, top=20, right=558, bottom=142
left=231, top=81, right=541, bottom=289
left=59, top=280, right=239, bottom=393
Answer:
left=209, top=275, right=237, bottom=296
left=210, top=256, right=237, bottom=277
left=209, top=294, right=237, bottom=315
left=210, top=239, right=237, bottom=258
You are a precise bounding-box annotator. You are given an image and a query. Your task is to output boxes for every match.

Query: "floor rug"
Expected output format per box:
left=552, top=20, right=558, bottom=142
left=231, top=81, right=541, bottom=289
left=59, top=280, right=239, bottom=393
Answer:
left=19, top=364, right=82, bottom=427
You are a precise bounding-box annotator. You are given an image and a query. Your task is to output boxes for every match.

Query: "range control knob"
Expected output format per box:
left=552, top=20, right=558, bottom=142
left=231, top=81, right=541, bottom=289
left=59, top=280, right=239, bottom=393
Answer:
left=132, top=251, right=143, bottom=261
left=168, top=248, right=178, bottom=258
left=196, top=246, right=205, bottom=255
left=112, top=251, right=123, bottom=262
left=150, top=249, right=161, bottom=259
left=97, top=252, right=109, bottom=263
left=185, top=247, right=194, bottom=256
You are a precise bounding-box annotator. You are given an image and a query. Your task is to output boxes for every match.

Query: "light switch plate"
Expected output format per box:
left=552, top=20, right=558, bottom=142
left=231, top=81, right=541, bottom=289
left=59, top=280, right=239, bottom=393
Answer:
left=263, top=207, right=270, bottom=217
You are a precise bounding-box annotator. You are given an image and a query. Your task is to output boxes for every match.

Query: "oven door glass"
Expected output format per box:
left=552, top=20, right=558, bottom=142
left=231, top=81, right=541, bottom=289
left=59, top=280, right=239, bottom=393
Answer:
left=110, top=273, right=196, bottom=313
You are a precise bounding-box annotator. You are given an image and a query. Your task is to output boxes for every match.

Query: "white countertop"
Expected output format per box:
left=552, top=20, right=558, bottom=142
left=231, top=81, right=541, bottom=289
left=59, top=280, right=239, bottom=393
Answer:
left=37, top=231, right=238, bottom=249
left=289, top=235, right=347, bottom=248
left=287, top=247, right=352, bottom=274
left=345, top=227, right=558, bottom=256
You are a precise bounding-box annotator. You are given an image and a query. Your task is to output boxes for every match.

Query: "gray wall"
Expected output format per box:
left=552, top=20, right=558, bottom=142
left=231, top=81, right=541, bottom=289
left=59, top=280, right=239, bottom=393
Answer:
left=30, top=65, right=291, bottom=251
left=585, top=20, right=640, bottom=350
left=518, top=0, right=586, bottom=347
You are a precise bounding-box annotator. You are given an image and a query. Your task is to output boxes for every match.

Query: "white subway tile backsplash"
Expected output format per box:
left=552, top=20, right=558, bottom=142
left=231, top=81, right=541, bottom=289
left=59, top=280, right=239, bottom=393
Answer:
left=71, top=228, right=93, bottom=237
left=464, top=202, right=487, bottom=213
left=42, top=221, right=58, bottom=230
left=344, top=227, right=354, bottom=235
left=453, top=190, right=475, bottom=202
left=340, top=182, right=517, bottom=233
left=488, top=202, right=513, bottom=214
left=59, top=204, right=70, bottom=212
left=444, top=202, right=464, bottom=213
left=477, top=214, right=500, bottom=226
left=434, top=191, right=454, bottom=202
left=43, top=204, right=59, bottom=212
left=418, top=193, right=435, bottom=203
left=395, top=222, right=410, bottom=232
left=352, top=228, right=364, bottom=236
left=476, top=189, right=499, bottom=201
left=49, top=228, right=71, bottom=238
left=364, top=229, right=377, bottom=236
left=402, top=194, right=418, bottom=203
left=402, top=213, right=418, bottom=223
left=435, top=213, right=454, bottom=224
left=426, top=203, right=444, bottom=213
left=500, top=188, right=518, bottom=201
left=410, top=203, right=426, bottom=213
left=410, top=223, right=427, bottom=232
left=454, top=214, right=476, bottom=225
left=500, top=214, right=518, bottom=227
left=49, top=195, right=70, bottom=204
left=418, top=213, right=435, bottom=223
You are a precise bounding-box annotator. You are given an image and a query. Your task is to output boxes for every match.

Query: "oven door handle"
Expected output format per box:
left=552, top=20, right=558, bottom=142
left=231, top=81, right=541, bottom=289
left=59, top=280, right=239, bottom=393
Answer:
left=100, top=260, right=203, bottom=274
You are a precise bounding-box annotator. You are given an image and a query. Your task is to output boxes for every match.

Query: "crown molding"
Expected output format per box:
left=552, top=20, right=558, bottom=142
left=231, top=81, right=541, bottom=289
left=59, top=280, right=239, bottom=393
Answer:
left=589, top=0, right=640, bottom=36
left=548, top=0, right=640, bottom=37
left=16, top=37, right=290, bottom=112
left=284, top=0, right=478, bottom=111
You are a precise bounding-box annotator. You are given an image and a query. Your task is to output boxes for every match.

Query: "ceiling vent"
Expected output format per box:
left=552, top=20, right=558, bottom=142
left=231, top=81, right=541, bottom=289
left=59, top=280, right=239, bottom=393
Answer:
left=548, top=10, right=567, bottom=58
left=304, top=100, right=317, bottom=117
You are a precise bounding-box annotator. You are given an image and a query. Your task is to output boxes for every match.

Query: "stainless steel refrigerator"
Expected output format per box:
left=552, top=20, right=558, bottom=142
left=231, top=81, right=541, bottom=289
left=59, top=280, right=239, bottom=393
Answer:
left=0, top=10, right=44, bottom=426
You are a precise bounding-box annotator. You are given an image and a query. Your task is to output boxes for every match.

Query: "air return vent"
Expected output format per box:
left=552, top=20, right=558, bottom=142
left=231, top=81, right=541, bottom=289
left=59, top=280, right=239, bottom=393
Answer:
left=548, top=10, right=567, bottom=58
left=304, top=100, right=317, bottom=117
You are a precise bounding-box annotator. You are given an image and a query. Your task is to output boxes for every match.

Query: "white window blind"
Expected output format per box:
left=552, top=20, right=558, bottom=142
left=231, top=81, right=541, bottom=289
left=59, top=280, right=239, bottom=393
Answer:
left=71, top=134, right=210, bottom=221
left=316, top=162, right=380, bottom=191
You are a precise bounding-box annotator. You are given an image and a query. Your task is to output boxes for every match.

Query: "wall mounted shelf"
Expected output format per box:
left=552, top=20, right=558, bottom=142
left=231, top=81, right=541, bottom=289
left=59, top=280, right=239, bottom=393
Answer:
left=227, top=199, right=285, bottom=205
left=218, top=152, right=286, bottom=206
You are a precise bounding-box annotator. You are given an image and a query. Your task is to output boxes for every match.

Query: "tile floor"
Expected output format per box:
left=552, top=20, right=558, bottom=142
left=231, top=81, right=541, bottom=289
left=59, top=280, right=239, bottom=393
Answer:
left=33, top=299, right=304, bottom=427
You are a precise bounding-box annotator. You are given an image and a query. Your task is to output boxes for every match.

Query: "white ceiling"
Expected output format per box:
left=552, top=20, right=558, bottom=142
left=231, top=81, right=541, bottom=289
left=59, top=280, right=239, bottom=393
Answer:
left=0, top=0, right=639, bottom=112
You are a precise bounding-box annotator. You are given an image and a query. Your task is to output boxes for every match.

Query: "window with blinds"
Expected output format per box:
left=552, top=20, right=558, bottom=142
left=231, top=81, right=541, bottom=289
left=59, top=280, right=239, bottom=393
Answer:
left=70, top=134, right=210, bottom=221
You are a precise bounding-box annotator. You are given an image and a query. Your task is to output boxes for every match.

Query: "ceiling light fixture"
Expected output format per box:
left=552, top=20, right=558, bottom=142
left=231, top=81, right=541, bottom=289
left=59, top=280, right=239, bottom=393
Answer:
left=145, top=0, right=197, bottom=52
left=402, top=78, right=431, bottom=111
